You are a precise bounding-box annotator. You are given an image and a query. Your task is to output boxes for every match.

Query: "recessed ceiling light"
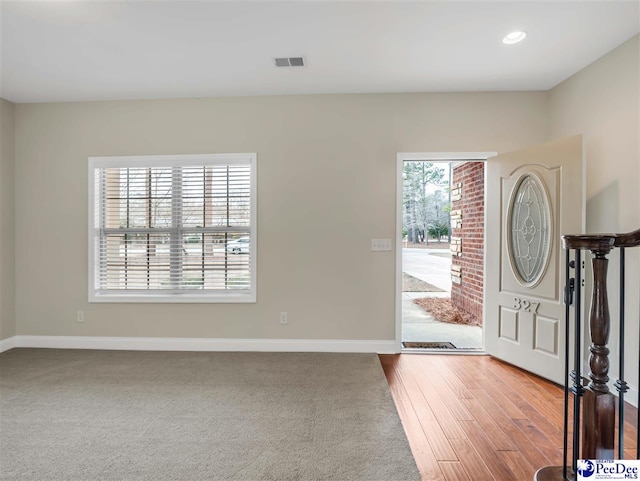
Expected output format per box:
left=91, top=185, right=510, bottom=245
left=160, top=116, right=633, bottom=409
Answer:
left=502, top=31, right=527, bottom=45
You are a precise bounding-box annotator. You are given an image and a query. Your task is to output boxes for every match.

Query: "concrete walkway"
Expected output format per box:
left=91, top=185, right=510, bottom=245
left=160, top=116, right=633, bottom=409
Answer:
left=403, top=247, right=452, bottom=291
left=402, top=248, right=483, bottom=350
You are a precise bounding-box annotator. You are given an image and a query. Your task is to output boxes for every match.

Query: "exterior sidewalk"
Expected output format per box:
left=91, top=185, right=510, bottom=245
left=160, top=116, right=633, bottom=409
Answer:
left=402, top=248, right=482, bottom=349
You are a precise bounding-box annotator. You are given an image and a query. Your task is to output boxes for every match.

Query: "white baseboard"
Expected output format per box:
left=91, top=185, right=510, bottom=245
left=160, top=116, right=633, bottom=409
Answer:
left=583, top=361, right=639, bottom=408
left=625, top=386, right=639, bottom=409
left=7, top=335, right=399, bottom=354
left=612, top=380, right=639, bottom=409
left=0, top=336, right=17, bottom=353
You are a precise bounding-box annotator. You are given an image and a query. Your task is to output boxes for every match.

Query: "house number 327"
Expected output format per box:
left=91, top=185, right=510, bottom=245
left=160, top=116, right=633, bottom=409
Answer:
left=513, top=297, right=540, bottom=313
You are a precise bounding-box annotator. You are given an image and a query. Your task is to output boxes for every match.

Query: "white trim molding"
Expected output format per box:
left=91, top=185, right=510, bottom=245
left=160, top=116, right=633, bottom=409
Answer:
left=398, top=152, right=497, bottom=162
left=7, top=335, right=398, bottom=354
left=0, top=336, right=17, bottom=353
left=584, top=360, right=640, bottom=409
left=626, top=385, right=640, bottom=409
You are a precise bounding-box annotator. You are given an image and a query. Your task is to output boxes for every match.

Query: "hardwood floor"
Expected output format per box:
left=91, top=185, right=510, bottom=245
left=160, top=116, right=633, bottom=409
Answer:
left=380, top=354, right=639, bottom=481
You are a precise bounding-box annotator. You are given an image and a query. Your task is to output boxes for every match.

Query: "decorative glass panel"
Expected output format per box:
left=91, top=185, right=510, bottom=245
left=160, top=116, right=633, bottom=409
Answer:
left=509, top=174, right=551, bottom=285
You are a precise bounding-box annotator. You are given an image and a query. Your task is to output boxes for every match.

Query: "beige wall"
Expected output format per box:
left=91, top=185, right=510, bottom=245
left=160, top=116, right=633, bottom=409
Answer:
left=0, top=99, right=16, bottom=341
left=9, top=34, right=638, bottom=368
left=14, top=92, right=549, bottom=340
left=550, top=35, right=640, bottom=399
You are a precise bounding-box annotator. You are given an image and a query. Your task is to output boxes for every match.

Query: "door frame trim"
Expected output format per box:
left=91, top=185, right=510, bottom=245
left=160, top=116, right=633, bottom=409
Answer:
left=395, top=152, right=497, bottom=352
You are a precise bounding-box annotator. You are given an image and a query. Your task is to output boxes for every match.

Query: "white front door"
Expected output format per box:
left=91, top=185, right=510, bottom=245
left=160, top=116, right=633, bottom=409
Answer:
left=484, top=135, right=584, bottom=383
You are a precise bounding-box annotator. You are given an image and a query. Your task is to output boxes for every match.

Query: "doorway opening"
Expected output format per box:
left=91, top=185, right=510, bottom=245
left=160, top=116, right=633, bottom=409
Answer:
left=396, top=154, right=492, bottom=352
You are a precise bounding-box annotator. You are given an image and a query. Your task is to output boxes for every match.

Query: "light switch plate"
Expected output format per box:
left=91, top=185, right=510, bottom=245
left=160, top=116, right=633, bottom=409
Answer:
left=371, top=239, right=392, bottom=251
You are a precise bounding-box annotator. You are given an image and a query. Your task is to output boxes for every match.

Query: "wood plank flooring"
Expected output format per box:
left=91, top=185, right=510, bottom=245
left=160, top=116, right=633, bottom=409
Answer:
left=380, top=354, right=639, bottom=481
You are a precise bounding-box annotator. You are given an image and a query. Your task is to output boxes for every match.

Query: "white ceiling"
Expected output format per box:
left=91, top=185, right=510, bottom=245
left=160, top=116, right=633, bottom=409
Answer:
left=1, top=1, right=638, bottom=103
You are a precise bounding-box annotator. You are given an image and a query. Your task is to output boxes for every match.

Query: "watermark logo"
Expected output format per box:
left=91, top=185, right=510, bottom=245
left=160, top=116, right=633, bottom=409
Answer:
left=578, top=460, right=595, bottom=478
left=577, top=460, right=640, bottom=480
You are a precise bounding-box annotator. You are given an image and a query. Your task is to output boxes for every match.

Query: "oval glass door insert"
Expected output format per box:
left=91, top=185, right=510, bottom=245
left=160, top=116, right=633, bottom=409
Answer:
left=508, top=173, right=552, bottom=286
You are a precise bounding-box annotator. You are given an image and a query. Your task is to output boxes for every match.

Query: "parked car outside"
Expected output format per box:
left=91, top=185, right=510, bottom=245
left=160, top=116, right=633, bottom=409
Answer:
left=226, top=236, right=250, bottom=254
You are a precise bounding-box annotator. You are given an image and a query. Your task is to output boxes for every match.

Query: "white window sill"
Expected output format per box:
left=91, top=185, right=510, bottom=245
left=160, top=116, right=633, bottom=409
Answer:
left=89, top=291, right=256, bottom=303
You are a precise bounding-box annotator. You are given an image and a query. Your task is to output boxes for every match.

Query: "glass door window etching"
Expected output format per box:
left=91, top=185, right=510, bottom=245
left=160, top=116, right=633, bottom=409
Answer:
left=508, top=173, right=552, bottom=286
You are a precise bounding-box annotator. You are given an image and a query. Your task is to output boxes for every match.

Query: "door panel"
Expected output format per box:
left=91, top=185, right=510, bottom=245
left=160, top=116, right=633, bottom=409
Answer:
left=485, top=135, right=584, bottom=383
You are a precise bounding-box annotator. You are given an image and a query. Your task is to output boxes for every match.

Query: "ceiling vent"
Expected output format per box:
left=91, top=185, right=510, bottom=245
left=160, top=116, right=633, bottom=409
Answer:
left=274, top=57, right=305, bottom=68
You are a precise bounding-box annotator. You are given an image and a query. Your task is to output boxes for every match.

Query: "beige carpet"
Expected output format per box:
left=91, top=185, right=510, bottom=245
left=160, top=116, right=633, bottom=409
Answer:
left=0, top=349, right=419, bottom=481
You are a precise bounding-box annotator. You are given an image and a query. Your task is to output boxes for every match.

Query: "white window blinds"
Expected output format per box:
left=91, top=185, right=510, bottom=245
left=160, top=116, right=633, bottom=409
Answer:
left=89, top=154, right=256, bottom=303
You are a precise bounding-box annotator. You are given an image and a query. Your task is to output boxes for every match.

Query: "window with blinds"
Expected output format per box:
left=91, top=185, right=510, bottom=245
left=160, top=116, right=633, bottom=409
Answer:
left=88, top=154, right=256, bottom=302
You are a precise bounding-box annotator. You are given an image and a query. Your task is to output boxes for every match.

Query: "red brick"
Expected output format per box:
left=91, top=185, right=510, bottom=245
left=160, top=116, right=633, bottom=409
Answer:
left=451, top=162, right=484, bottom=326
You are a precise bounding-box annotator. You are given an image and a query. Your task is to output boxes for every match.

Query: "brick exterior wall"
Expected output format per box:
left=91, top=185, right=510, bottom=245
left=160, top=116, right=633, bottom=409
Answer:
left=450, top=162, right=484, bottom=326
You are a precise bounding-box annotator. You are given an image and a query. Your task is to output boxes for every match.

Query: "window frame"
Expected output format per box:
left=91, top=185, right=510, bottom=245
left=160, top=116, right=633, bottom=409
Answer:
left=88, top=153, right=257, bottom=303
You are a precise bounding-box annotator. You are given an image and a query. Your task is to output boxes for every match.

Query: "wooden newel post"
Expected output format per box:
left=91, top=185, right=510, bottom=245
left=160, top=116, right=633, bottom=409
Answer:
left=582, top=244, right=615, bottom=459
left=535, top=229, right=640, bottom=481
left=535, top=236, right=616, bottom=481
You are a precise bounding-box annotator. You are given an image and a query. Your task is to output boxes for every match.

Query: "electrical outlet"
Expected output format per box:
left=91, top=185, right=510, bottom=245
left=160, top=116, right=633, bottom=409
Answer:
left=371, top=239, right=392, bottom=251
left=77, top=310, right=84, bottom=323
left=280, top=312, right=288, bottom=325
